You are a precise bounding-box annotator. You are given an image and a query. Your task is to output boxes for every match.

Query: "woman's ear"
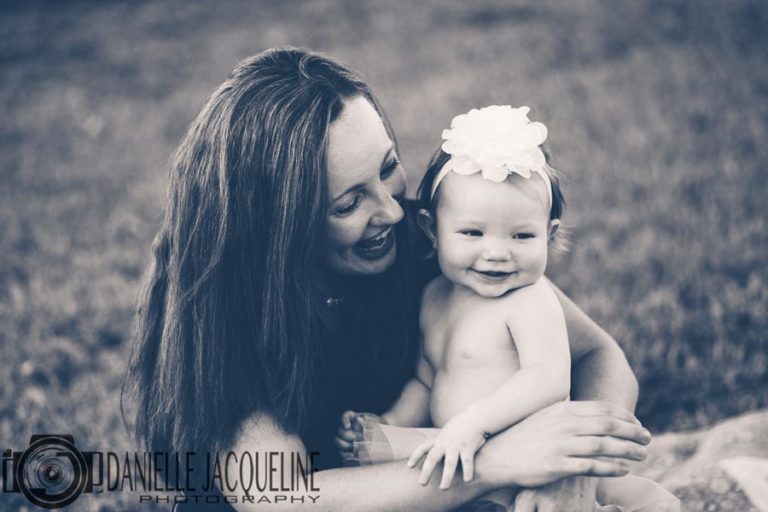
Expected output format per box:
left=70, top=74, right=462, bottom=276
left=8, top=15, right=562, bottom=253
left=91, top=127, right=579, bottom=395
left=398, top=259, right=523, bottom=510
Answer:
left=548, top=219, right=561, bottom=240
left=417, top=209, right=438, bottom=248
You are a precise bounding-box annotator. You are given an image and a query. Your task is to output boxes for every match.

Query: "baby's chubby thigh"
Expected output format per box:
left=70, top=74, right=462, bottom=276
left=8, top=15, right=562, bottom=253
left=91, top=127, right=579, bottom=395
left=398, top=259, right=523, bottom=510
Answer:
left=597, top=475, right=680, bottom=512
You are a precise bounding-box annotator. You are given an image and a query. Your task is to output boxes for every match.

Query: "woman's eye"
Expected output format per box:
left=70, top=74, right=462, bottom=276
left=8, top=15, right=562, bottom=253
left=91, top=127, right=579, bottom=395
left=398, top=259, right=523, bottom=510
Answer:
left=513, top=232, right=535, bottom=240
left=335, top=196, right=361, bottom=216
left=380, top=158, right=400, bottom=180
left=459, top=229, right=483, bottom=237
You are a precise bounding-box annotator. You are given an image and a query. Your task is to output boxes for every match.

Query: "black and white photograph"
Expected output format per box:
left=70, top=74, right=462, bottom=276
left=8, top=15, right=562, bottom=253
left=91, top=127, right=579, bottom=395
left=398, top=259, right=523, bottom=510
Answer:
left=1, top=1, right=766, bottom=511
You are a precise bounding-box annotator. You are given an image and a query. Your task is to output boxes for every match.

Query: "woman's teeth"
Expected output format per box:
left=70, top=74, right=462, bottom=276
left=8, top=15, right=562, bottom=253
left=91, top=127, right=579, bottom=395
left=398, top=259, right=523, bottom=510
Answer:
left=358, top=228, right=391, bottom=251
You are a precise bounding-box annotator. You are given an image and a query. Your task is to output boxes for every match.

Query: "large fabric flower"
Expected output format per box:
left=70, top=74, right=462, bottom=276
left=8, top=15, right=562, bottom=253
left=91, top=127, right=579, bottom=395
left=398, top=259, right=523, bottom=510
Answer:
left=440, top=105, right=548, bottom=182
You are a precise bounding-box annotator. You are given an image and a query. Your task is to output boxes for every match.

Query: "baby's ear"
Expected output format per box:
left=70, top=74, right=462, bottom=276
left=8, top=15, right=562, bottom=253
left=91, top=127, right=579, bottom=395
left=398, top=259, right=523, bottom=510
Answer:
left=417, top=209, right=437, bottom=248
left=548, top=219, right=561, bottom=240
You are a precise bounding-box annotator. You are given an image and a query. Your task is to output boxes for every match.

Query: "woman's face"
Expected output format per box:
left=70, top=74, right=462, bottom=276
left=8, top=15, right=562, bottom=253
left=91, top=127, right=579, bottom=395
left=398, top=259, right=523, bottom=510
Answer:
left=326, top=96, right=406, bottom=276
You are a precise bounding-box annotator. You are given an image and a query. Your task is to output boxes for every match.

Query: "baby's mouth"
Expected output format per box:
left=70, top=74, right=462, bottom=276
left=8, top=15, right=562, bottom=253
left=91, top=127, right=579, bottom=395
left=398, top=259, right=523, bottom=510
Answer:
left=472, top=269, right=515, bottom=281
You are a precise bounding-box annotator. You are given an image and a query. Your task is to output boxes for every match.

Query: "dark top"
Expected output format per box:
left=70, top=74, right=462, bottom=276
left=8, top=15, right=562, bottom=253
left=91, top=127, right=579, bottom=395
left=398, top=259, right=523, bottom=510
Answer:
left=175, top=200, right=438, bottom=511
left=303, top=199, right=437, bottom=470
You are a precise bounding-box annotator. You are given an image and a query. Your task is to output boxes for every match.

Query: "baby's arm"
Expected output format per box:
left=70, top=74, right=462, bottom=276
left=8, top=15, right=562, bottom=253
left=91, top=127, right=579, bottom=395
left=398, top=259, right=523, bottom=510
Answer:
left=338, top=276, right=439, bottom=437
left=336, top=348, right=433, bottom=459
left=382, top=351, right=434, bottom=427
left=461, top=278, right=570, bottom=435
left=411, top=278, right=570, bottom=488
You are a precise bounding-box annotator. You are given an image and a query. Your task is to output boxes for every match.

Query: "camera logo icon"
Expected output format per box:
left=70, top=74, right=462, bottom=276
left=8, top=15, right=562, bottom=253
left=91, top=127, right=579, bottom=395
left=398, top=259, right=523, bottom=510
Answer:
left=3, top=434, right=90, bottom=509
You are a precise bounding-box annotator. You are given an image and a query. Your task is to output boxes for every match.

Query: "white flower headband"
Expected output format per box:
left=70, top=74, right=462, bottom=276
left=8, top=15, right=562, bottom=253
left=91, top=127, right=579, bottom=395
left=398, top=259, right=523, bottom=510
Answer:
left=431, top=105, right=552, bottom=208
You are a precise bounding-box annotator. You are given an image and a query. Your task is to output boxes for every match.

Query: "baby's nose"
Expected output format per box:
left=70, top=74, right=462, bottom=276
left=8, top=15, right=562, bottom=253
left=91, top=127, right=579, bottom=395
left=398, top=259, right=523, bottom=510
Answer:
left=482, top=245, right=512, bottom=261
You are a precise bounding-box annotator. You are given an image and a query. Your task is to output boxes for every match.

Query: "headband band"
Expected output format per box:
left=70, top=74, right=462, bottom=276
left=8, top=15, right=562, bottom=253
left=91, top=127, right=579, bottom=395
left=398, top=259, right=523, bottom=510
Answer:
left=430, top=158, right=553, bottom=208
left=430, top=105, right=552, bottom=208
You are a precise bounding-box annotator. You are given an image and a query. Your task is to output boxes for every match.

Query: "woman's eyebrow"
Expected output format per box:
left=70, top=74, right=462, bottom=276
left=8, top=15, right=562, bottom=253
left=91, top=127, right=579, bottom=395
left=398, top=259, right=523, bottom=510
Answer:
left=332, top=183, right=363, bottom=204
left=331, top=145, right=395, bottom=203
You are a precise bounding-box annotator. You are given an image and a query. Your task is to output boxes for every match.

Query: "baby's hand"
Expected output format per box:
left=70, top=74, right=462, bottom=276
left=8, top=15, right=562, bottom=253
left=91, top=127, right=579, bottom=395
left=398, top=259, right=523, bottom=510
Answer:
left=407, top=413, right=486, bottom=489
left=335, top=410, right=386, bottom=460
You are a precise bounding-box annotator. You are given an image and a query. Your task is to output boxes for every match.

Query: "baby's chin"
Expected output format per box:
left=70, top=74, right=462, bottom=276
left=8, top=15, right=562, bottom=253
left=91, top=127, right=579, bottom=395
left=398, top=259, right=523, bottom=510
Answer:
left=468, top=283, right=521, bottom=299
left=466, top=275, right=540, bottom=298
left=481, top=287, right=520, bottom=299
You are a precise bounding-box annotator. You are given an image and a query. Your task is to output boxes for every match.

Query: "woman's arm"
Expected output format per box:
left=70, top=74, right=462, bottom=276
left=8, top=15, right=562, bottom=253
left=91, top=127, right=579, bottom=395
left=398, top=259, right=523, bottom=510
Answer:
left=548, top=280, right=638, bottom=410
left=225, top=402, right=650, bottom=512
left=517, top=281, right=640, bottom=512
left=231, top=412, right=490, bottom=512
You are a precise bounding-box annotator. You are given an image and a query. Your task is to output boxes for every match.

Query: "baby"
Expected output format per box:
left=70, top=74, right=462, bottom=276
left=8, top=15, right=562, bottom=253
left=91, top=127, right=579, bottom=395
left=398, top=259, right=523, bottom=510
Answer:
left=338, top=106, right=678, bottom=511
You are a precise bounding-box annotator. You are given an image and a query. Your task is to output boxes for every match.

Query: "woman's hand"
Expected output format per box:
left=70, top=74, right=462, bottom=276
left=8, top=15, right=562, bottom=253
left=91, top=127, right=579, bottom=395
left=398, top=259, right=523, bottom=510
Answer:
left=476, top=401, right=650, bottom=490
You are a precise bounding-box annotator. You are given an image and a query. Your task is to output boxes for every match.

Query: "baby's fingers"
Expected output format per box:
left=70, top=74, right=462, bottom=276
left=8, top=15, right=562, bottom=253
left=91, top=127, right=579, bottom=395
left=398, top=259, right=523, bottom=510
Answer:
left=336, top=426, right=362, bottom=443
left=341, top=410, right=357, bottom=430
left=407, top=440, right=434, bottom=468
left=334, top=436, right=354, bottom=453
left=418, top=446, right=445, bottom=485
left=439, top=449, right=459, bottom=489
left=460, top=449, right=474, bottom=483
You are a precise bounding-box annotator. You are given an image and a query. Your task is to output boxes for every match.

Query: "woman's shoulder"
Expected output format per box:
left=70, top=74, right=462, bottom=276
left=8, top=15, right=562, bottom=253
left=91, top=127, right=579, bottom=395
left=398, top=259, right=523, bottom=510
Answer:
left=233, top=412, right=307, bottom=452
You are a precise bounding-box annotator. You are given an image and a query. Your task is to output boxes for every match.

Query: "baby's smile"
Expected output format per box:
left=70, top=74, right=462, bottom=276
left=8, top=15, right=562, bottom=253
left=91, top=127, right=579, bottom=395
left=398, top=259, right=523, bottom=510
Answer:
left=471, top=269, right=516, bottom=281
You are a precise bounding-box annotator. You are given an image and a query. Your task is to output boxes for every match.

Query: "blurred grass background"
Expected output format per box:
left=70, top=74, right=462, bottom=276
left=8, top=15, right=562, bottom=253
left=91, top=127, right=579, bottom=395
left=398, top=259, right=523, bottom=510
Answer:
left=1, top=1, right=766, bottom=510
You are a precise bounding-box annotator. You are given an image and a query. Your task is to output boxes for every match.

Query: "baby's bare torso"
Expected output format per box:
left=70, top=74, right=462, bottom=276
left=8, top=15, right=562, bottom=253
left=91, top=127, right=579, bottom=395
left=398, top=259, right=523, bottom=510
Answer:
left=422, top=276, right=522, bottom=427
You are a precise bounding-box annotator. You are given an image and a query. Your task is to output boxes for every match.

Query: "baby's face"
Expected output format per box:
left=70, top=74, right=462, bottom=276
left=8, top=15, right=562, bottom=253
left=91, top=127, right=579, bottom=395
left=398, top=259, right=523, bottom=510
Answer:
left=434, top=172, right=552, bottom=298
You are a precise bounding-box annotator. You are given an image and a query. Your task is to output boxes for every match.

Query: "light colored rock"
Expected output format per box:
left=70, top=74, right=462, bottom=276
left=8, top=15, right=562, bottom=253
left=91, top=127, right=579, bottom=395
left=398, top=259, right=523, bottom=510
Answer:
left=720, top=457, right=768, bottom=512
left=634, top=410, right=768, bottom=512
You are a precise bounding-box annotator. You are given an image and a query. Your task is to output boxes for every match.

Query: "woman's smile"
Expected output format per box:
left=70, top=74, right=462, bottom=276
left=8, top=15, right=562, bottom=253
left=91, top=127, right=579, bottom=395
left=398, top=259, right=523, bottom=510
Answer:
left=354, top=226, right=395, bottom=260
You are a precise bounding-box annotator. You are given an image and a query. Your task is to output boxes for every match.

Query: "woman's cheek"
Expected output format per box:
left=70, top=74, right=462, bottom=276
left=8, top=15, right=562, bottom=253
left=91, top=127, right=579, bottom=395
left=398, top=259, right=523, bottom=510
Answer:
left=390, top=168, right=407, bottom=198
left=328, top=210, right=369, bottom=248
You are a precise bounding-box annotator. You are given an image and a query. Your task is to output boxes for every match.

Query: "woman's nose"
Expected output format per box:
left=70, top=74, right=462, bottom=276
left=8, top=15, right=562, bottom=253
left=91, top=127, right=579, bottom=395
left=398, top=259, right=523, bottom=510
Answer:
left=371, top=189, right=404, bottom=226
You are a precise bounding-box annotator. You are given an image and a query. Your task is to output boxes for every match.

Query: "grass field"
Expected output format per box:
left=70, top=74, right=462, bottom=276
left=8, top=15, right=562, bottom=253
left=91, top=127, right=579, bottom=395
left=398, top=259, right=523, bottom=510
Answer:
left=1, top=1, right=766, bottom=510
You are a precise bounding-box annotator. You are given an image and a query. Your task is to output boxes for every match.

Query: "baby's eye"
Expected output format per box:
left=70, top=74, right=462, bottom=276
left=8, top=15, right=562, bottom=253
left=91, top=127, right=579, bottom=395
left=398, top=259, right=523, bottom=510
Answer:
left=459, top=229, right=483, bottom=237
left=513, top=232, right=535, bottom=240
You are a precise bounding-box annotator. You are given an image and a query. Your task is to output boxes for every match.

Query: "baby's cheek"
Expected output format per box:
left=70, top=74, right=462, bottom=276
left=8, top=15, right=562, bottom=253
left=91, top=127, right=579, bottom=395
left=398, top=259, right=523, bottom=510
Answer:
left=446, top=244, right=474, bottom=269
left=436, top=236, right=457, bottom=259
left=534, top=245, right=550, bottom=273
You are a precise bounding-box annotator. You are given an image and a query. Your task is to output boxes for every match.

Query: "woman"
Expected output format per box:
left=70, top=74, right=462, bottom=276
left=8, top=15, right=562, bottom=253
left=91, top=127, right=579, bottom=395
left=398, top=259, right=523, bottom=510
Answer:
left=125, top=47, right=649, bottom=511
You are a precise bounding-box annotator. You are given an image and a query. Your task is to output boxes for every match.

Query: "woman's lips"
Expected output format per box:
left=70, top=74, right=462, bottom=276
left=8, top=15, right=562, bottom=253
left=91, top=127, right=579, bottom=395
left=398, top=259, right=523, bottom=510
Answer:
left=354, top=227, right=395, bottom=260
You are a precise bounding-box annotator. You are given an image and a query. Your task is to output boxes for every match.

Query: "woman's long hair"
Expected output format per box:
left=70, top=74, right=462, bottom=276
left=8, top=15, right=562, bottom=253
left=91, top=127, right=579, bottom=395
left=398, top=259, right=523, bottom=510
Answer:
left=123, top=48, right=399, bottom=455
